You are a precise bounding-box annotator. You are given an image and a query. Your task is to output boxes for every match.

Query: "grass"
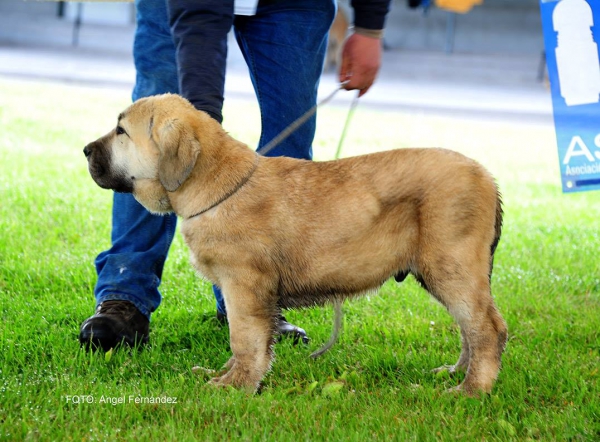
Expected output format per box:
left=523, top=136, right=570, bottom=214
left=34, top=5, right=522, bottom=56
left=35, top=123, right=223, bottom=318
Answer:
left=0, top=76, right=598, bottom=441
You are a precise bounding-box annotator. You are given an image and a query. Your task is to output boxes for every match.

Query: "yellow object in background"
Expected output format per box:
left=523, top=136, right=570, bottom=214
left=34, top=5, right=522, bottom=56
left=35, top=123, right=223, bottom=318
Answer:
left=435, top=0, right=483, bottom=14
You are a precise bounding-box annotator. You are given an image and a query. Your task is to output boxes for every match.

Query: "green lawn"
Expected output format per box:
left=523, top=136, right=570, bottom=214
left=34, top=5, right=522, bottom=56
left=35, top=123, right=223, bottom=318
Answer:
left=0, top=77, right=598, bottom=441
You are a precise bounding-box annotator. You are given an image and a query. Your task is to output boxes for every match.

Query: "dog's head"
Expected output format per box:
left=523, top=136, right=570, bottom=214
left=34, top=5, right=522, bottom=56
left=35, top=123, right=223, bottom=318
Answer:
left=84, top=94, right=204, bottom=214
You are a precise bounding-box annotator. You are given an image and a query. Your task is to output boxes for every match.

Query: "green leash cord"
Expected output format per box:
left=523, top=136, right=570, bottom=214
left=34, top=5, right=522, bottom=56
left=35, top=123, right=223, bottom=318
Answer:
left=334, top=93, right=359, bottom=160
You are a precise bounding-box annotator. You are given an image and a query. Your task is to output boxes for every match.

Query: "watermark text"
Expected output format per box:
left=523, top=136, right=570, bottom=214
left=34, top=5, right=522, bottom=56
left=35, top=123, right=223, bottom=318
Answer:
left=65, top=395, right=178, bottom=405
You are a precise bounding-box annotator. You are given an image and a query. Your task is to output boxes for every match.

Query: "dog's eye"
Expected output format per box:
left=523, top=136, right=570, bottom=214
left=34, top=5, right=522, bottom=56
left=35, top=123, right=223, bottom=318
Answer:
left=116, top=126, right=126, bottom=135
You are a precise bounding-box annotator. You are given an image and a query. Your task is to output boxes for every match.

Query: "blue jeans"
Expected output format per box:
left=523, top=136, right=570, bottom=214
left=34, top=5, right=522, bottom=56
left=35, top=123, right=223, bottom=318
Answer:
left=94, top=0, right=335, bottom=319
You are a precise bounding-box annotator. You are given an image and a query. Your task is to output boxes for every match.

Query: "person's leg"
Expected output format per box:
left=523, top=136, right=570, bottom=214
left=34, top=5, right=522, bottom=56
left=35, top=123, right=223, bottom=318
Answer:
left=80, top=0, right=179, bottom=350
left=234, top=0, right=336, bottom=159
left=167, top=0, right=235, bottom=318
left=223, top=0, right=335, bottom=341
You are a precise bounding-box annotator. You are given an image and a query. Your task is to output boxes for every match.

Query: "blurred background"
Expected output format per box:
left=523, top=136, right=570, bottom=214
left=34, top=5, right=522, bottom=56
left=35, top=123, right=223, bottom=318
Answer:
left=0, top=0, right=551, bottom=121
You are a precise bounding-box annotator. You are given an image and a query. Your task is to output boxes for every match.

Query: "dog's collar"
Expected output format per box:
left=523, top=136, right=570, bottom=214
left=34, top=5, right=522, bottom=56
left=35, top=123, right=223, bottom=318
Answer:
left=187, top=154, right=259, bottom=220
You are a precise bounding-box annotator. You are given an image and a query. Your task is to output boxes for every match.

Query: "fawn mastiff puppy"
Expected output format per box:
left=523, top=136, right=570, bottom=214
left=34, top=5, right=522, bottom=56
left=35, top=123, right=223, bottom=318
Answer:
left=84, top=94, right=507, bottom=395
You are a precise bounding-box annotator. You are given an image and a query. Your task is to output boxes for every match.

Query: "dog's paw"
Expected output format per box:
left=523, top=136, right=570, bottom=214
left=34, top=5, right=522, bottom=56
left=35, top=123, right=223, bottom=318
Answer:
left=444, top=385, right=463, bottom=395
left=208, top=375, right=224, bottom=386
left=207, top=366, right=260, bottom=393
left=222, top=356, right=236, bottom=371
left=445, top=383, right=489, bottom=397
left=208, top=375, right=231, bottom=387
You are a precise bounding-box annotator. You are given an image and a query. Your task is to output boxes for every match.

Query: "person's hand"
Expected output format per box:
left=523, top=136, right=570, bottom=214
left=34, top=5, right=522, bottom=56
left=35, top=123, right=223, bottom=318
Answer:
left=339, top=32, right=382, bottom=97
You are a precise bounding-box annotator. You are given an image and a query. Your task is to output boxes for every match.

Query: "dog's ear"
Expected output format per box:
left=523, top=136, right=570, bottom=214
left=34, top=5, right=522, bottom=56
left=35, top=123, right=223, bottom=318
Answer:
left=153, top=118, right=200, bottom=192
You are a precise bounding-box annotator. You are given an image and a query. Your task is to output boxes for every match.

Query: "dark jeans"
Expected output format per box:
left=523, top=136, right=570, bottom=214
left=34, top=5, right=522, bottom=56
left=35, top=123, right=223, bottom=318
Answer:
left=93, top=0, right=335, bottom=319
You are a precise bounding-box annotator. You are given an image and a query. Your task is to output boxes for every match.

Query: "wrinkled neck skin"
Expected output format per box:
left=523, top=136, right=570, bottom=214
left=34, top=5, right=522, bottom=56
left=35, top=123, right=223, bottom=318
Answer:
left=167, top=128, right=258, bottom=219
left=132, top=178, right=173, bottom=215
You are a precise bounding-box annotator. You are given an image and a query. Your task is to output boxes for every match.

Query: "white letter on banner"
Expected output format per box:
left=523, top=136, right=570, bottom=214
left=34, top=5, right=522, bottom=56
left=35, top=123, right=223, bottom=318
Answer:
left=594, top=133, right=600, bottom=159
left=563, top=135, right=595, bottom=164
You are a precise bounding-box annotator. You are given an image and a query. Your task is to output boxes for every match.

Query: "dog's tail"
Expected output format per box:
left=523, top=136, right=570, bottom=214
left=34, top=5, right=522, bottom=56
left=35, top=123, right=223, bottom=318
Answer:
left=489, top=187, right=503, bottom=282
left=310, top=299, right=344, bottom=359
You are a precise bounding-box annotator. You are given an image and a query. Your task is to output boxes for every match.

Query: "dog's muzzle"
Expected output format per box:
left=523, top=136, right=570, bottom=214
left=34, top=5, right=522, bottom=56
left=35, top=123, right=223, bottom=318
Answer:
left=84, top=140, right=133, bottom=193
left=83, top=143, right=93, bottom=159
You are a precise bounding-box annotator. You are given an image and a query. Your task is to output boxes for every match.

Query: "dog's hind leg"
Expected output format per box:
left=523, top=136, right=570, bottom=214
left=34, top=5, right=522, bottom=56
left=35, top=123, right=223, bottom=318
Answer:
left=419, top=256, right=507, bottom=395
left=431, top=327, right=470, bottom=375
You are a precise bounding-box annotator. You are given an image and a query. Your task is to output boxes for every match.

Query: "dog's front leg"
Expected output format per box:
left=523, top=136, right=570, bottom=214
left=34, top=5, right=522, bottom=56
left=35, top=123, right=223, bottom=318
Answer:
left=208, top=279, right=277, bottom=392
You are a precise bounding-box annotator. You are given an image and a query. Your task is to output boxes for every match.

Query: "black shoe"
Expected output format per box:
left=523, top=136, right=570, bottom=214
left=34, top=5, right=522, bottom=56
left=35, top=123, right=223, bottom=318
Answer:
left=79, top=300, right=149, bottom=351
left=276, top=315, right=310, bottom=345
left=216, top=311, right=309, bottom=344
left=216, top=310, right=227, bottom=325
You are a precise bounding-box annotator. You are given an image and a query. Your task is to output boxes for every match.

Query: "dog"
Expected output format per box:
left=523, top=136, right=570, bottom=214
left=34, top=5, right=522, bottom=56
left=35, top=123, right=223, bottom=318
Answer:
left=84, top=94, right=507, bottom=395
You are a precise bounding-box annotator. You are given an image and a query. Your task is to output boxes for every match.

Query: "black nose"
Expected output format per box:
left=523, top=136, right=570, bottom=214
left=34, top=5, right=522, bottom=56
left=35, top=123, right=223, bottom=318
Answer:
left=83, top=143, right=92, bottom=158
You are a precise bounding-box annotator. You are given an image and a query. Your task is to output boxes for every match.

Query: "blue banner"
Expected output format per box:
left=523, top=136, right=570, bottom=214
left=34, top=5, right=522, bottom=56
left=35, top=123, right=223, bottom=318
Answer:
left=541, top=0, right=600, bottom=192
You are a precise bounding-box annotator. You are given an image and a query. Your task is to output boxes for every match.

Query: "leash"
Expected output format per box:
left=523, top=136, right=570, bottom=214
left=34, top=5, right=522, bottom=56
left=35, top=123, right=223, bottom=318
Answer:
left=334, top=93, right=359, bottom=159
left=257, top=81, right=359, bottom=158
